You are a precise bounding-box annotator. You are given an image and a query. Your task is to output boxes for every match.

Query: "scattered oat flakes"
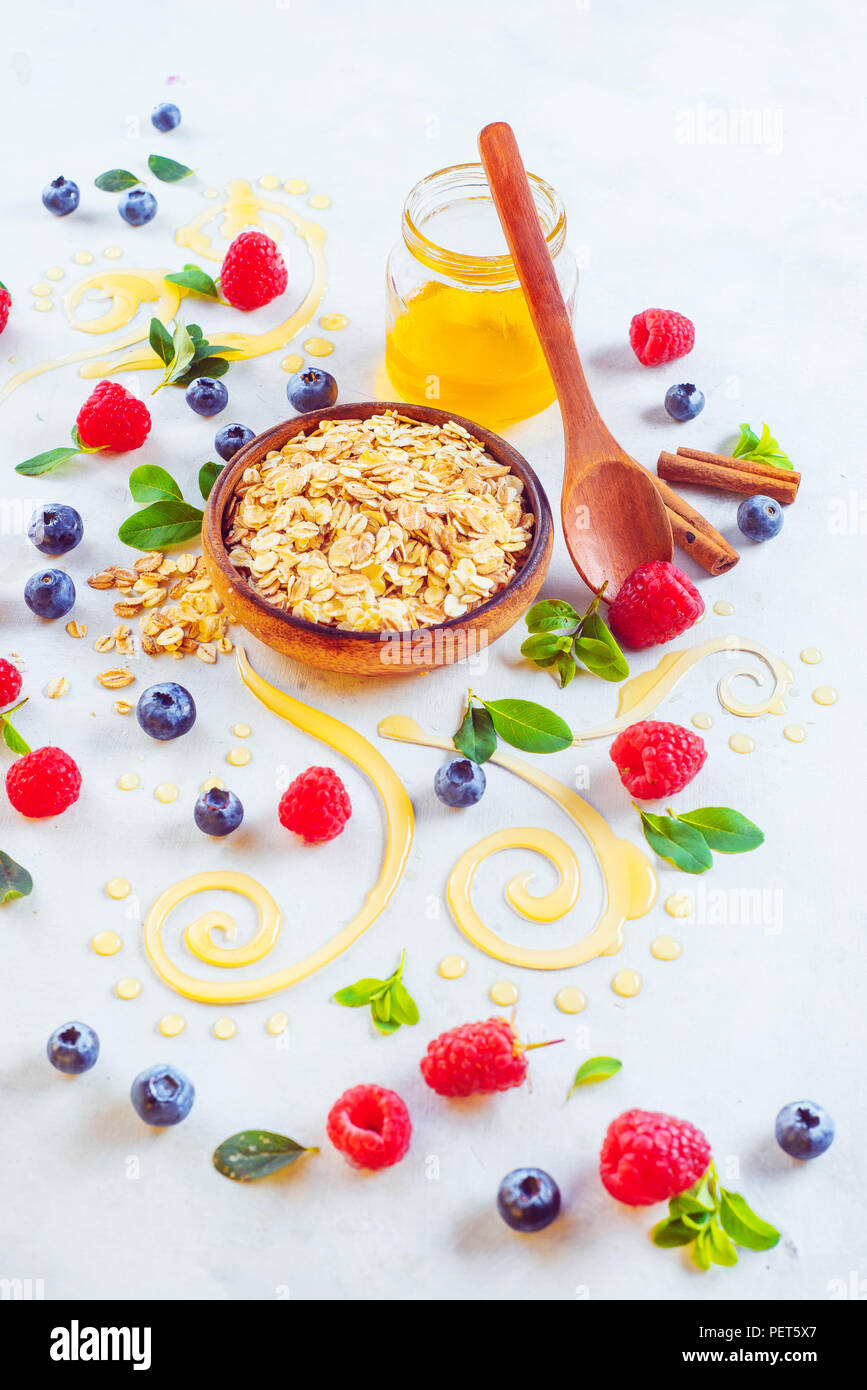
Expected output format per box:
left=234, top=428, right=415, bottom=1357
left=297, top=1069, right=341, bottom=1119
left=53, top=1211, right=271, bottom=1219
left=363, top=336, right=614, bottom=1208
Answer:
left=97, top=668, right=135, bottom=689
left=66, top=620, right=87, bottom=639
left=45, top=676, right=69, bottom=699
left=85, top=552, right=231, bottom=663
left=114, top=699, right=134, bottom=715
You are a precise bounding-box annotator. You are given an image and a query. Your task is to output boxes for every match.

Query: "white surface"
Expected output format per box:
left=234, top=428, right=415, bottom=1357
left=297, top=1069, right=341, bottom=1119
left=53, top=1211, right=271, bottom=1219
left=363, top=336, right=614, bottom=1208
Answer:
left=1, top=0, right=864, bottom=1302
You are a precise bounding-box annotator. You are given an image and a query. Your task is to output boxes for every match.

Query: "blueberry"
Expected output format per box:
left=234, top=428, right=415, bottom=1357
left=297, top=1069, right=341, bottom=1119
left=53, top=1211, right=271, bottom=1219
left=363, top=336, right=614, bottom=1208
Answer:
left=42, top=176, right=80, bottom=216
left=194, top=787, right=244, bottom=836
left=737, top=494, right=784, bottom=542
left=775, top=1101, right=834, bottom=1160
left=497, top=1167, right=561, bottom=1232
left=24, top=568, right=75, bottom=619
left=214, top=422, right=254, bottom=461
left=136, top=682, right=196, bottom=740
left=664, top=382, right=705, bottom=422
left=47, top=1021, right=99, bottom=1075
left=118, top=187, right=157, bottom=227
left=28, top=503, right=83, bottom=556
left=186, top=375, right=228, bottom=417
left=130, top=1063, right=195, bottom=1126
left=286, top=368, right=338, bottom=413
left=151, top=101, right=181, bottom=132
left=434, top=758, right=486, bottom=808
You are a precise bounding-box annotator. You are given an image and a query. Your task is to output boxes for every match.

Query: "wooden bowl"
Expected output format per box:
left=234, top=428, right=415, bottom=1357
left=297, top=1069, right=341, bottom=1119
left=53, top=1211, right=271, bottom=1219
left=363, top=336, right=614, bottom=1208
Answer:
left=203, top=401, right=553, bottom=677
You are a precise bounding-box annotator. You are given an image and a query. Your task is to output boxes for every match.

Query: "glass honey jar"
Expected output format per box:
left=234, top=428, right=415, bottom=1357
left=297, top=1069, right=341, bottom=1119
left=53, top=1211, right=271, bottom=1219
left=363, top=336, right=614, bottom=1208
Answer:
left=385, top=163, right=577, bottom=429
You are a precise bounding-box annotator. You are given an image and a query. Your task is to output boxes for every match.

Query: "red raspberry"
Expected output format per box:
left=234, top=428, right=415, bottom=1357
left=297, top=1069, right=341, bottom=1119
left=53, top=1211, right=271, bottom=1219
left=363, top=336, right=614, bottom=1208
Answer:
left=600, top=1108, right=711, bottom=1205
left=75, top=381, right=151, bottom=453
left=0, top=281, right=11, bottom=336
left=326, top=1084, right=411, bottom=1170
left=0, top=657, right=22, bottom=709
left=220, top=232, right=288, bottom=310
left=6, top=746, right=82, bottom=818
left=610, top=719, right=707, bottom=800
left=420, top=1017, right=529, bottom=1097
left=278, top=766, right=351, bottom=843
left=609, top=560, right=704, bottom=650
left=629, top=308, right=695, bottom=366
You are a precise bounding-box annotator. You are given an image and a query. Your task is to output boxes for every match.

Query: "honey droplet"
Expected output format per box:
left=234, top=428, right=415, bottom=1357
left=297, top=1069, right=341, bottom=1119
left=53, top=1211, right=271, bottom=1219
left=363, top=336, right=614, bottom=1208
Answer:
left=258, top=174, right=280, bottom=189
left=232, top=722, right=251, bottom=737
left=91, top=930, right=122, bottom=956
left=158, top=1013, right=185, bottom=1037
left=320, top=313, right=348, bottom=331
left=103, top=246, right=122, bottom=260
left=784, top=724, right=806, bottom=743
left=555, top=986, right=587, bottom=1014
left=34, top=299, right=53, bottom=312
left=226, top=747, right=251, bottom=767
left=117, top=771, right=140, bottom=790
left=73, top=251, right=94, bottom=265
left=105, top=877, right=131, bottom=900
left=202, top=187, right=219, bottom=199
left=489, top=980, right=519, bottom=1006
left=729, top=734, right=755, bottom=754
left=31, top=282, right=52, bottom=297
left=665, top=892, right=694, bottom=919
left=308, top=193, right=331, bottom=209
left=213, top=1016, right=237, bottom=1040
left=284, top=179, right=308, bottom=195
left=115, top=977, right=142, bottom=1000
left=691, top=712, right=713, bottom=730
left=612, top=969, right=642, bottom=998
left=812, top=686, right=837, bottom=706
left=266, top=1011, right=289, bottom=1036
left=155, top=782, right=179, bottom=803
left=651, top=935, right=682, bottom=961
left=303, top=336, right=334, bottom=357
left=800, top=647, right=822, bottom=665
left=438, top=954, right=467, bottom=980
left=713, top=600, right=734, bottom=616
left=281, top=353, right=304, bottom=374
left=45, top=266, right=65, bottom=281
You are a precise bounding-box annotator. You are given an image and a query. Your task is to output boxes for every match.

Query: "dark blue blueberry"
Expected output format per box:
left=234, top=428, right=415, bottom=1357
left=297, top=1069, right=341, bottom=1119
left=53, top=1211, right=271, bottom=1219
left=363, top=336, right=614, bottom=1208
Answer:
left=47, top=1021, right=99, bottom=1075
left=136, top=682, right=196, bottom=740
left=775, top=1101, right=834, bottom=1160
left=214, top=422, right=254, bottom=461
left=131, top=1063, right=195, bottom=1126
left=194, top=787, right=244, bottom=836
left=664, top=382, right=705, bottom=422
left=151, top=101, right=181, bottom=132
left=118, top=187, right=157, bottom=226
left=737, top=494, right=784, bottom=542
left=186, top=375, right=228, bottom=417
left=286, top=368, right=338, bottom=413
left=24, top=568, right=75, bottom=619
left=42, top=176, right=80, bottom=216
left=434, top=757, right=486, bottom=807
left=28, top=503, right=84, bottom=556
left=497, top=1167, right=561, bottom=1232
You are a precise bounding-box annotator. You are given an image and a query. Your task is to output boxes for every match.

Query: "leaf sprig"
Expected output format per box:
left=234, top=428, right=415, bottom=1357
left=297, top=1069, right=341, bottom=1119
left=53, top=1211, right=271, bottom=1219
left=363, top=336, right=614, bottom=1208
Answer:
left=149, top=318, right=234, bottom=392
left=213, top=1130, right=318, bottom=1182
left=0, top=699, right=31, bottom=755
left=635, top=805, right=764, bottom=875
left=731, top=422, right=793, bottom=472
left=15, top=426, right=105, bottom=478
left=333, top=949, right=419, bottom=1035
left=651, top=1162, right=779, bottom=1271
left=0, top=849, right=33, bottom=905
left=567, top=1055, right=622, bottom=1099
left=94, top=156, right=193, bottom=193
left=165, top=264, right=223, bottom=301
left=117, top=462, right=223, bottom=550
left=453, top=689, right=573, bottom=765
left=522, top=588, right=629, bottom=688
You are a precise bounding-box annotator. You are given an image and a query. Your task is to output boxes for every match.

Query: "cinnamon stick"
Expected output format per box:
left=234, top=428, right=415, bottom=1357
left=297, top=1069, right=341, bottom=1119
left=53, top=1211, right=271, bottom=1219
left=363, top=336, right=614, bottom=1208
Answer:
left=658, top=450, right=799, bottom=506
left=643, top=470, right=740, bottom=575
left=677, top=446, right=801, bottom=493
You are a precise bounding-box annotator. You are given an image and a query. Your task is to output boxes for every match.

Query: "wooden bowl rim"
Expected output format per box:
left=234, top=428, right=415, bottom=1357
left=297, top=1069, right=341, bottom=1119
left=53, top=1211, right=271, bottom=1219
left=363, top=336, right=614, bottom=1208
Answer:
left=204, top=401, right=553, bottom=644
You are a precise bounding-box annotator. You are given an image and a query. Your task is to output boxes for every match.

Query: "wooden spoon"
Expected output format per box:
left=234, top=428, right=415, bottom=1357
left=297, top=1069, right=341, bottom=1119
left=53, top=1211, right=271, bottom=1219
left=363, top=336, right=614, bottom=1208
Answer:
left=479, top=121, right=673, bottom=598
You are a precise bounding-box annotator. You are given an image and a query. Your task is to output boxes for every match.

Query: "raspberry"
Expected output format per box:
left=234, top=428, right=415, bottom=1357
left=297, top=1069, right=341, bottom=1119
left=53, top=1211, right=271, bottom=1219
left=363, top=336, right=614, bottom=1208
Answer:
left=326, top=1084, right=411, bottom=1170
left=220, top=232, right=288, bottom=311
left=0, top=281, right=11, bottom=336
left=6, top=746, right=81, bottom=818
left=0, top=657, right=22, bottom=709
left=629, top=308, right=695, bottom=366
left=610, top=720, right=707, bottom=800
left=75, top=381, right=151, bottom=453
left=420, top=1017, right=528, bottom=1097
left=278, top=766, right=351, bottom=843
left=600, top=1108, right=711, bottom=1205
left=609, top=560, right=704, bottom=650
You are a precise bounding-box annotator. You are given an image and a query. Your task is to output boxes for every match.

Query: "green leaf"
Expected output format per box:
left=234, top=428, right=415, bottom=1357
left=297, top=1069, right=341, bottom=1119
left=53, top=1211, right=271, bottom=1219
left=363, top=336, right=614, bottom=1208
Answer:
left=169, top=321, right=196, bottom=380
left=388, top=979, right=419, bottom=1027
left=674, top=807, right=764, bottom=854
left=149, top=317, right=175, bottom=366
left=636, top=807, right=714, bottom=875
left=213, top=1130, right=318, bottom=1182
left=95, top=169, right=141, bottom=192
left=15, top=446, right=82, bottom=477
left=148, top=154, right=194, bottom=183
left=453, top=699, right=497, bottom=765
left=567, top=1055, right=621, bottom=1098
left=524, top=599, right=581, bottom=633
left=575, top=612, right=629, bottom=682
left=165, top=264, right=220, bottom=298
left=673, top=1174, right=716, bottom=1214
left=708, top=1220, right=739, bottom=1267
left=651, top=1217, right=696, bottom=1248
left=333, top=978, right=388, bottom=1007
left=718, top=1189, right=780, bottom=1251
left=117, top=499, right=203, bottom=550
left=1, top=716, right=31, bottom=756
left=173, top=355, right=231, bottom=388
left=480, top=697, right=573, bottom=755
left=521, top=633, right=572, bottom=662
left=128, top=464, right=183, bottom=505
left=0, top=849, right=33, bottom=905
left=731, top=420, right=793, bottom=471
left=555, top=651, right=577, bottom=688
left=371, top=1014, right=401, bottom=1035
left=690, top=1227, right=713, bottom=1270
left=372, top=991, right=392, bottom=1023
left=198, top=461, right=224, bottom=502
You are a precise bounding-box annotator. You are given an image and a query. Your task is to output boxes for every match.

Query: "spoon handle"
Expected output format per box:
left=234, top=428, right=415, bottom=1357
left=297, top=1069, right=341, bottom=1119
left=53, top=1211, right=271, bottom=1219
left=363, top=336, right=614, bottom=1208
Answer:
left=478, top=121, right=610, bottom=444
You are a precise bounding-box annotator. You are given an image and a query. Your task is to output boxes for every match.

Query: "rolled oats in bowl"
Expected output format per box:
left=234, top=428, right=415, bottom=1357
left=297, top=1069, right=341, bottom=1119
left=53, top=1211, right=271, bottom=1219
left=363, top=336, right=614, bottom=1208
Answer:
left=223, top=411, right=535, bottom=632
